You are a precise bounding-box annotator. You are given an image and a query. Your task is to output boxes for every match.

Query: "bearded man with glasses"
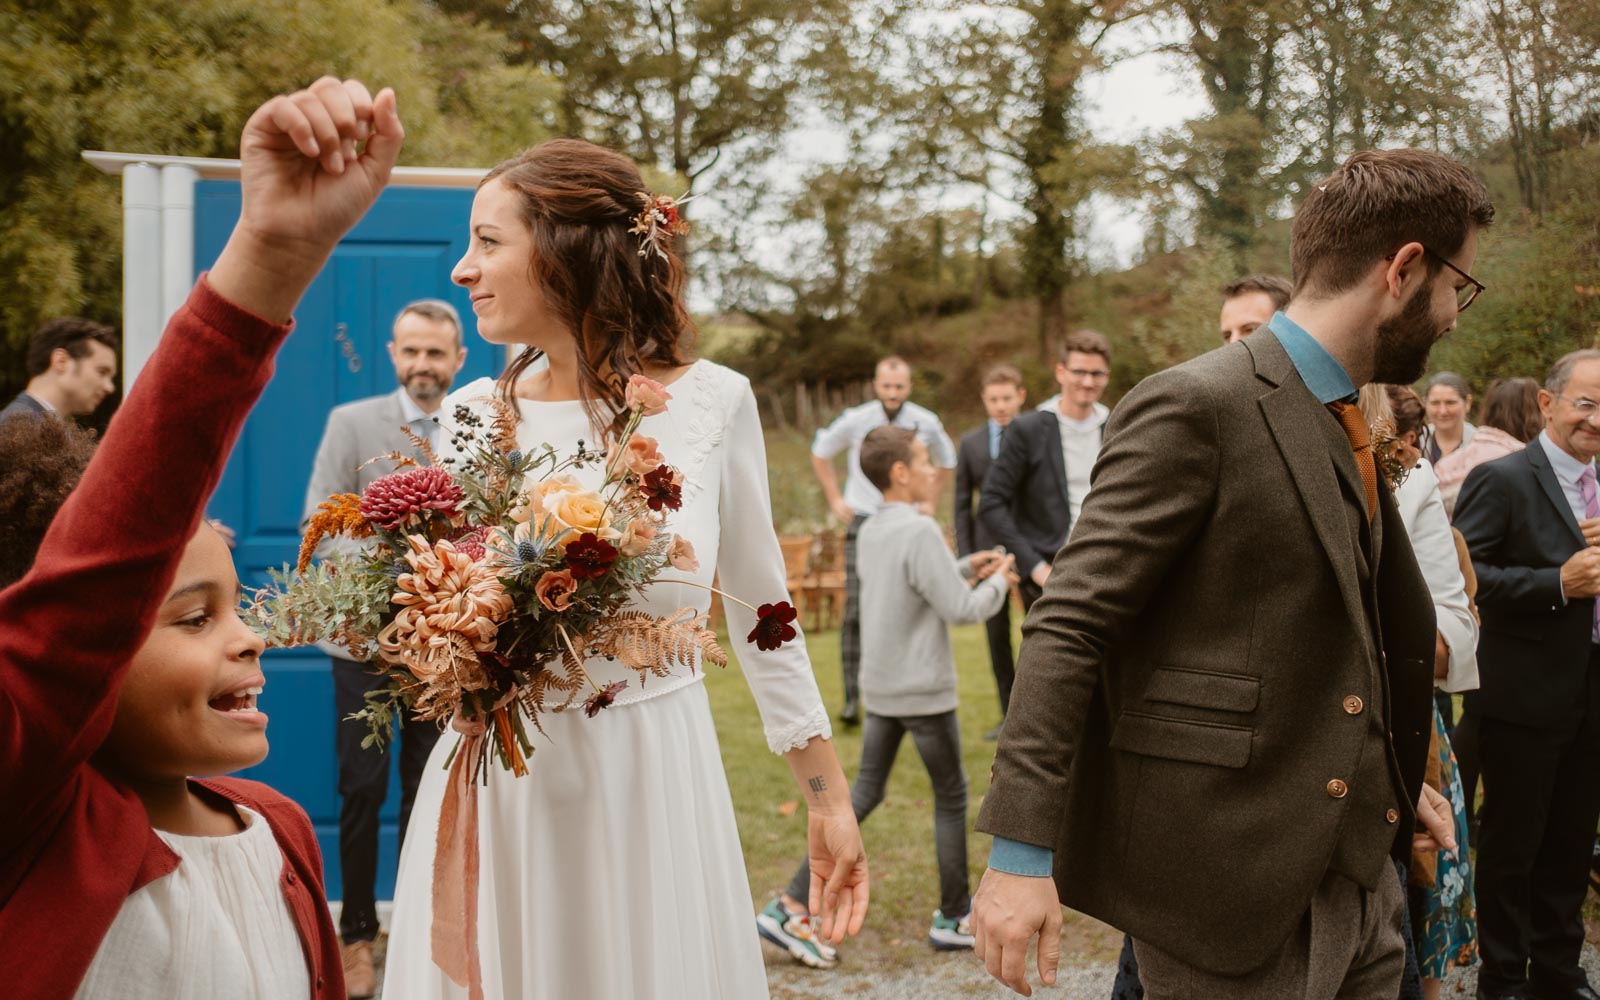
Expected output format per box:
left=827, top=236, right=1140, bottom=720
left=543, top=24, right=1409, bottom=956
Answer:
left=1455, top=349, right=1600, bottom=1000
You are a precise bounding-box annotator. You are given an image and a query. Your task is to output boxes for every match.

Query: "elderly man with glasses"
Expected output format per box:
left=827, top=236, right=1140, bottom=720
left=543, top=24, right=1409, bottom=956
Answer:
left=1456, top=348, right=1600, bottom=1000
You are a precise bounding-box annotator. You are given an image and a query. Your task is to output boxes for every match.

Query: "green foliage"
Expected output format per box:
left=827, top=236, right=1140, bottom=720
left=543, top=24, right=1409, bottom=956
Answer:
left=244, top=555, right=392, bottom=656
left=0, top=0, right=558, bottom=398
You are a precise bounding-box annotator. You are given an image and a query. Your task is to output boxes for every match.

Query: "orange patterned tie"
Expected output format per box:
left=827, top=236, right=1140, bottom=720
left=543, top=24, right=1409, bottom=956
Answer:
left=1327, top=401, right=1377, bottom=520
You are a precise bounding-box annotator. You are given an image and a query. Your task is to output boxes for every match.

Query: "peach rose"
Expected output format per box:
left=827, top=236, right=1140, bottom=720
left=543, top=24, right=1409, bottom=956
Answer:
left=534, top=569, right=578, bottom=612
left=617, top=517, right=659, bottom=557
left=510, top=474, right=583, bottom=524
left=607, top=434, right=665, bottom=477
left=625, top=374, right=672, bottom=416
left=668, top=535, right=700, bottom=573
left=543, top=487, right=614, bottom=538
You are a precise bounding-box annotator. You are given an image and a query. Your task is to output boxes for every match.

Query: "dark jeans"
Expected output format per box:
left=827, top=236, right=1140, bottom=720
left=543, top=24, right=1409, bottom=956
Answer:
left=984, top=594, right=1015, bottom=716
left=1455, top=708, right=1482, bottom=829
left=839, top=514, right=867, bottom=705
left=787, top=710, right=970, bottom=917
left=334, top=655, right=441, bottom=943
left=1434, top=688, right=1455, bottom=738
left=1475, top=652, right=1600, bottom=994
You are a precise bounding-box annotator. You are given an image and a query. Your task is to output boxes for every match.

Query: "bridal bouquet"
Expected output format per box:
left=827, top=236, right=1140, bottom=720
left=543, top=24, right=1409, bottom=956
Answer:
left=247, top=374, right=799, bottom=781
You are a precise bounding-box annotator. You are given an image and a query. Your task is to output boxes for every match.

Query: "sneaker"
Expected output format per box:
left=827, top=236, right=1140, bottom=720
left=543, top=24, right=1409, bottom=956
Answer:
left=342, top=939, right=377, bottom=998
left=928, top=909, right=975, bottom=951
left=757, top=898, right=839, bottom=968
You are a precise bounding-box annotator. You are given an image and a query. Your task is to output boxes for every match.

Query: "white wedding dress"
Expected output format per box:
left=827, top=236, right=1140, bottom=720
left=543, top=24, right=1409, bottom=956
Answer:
left=382, top=361, right=831, bottom=999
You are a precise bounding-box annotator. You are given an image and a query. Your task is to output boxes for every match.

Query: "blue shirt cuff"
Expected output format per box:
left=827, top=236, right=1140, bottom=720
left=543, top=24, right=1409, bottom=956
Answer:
left=988, top=837, right=1055, bottom=877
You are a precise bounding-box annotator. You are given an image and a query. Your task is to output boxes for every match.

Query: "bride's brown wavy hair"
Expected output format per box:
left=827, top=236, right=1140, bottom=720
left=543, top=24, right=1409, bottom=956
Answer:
left=483, top=139, right=695, bottom=439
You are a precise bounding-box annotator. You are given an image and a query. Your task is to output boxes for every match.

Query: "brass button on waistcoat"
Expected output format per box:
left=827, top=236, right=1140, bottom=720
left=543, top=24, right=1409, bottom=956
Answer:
left=1326, top=779, right=1349, bottom=799
left=1343, top=695, right=1364, bottom=715
left=1385, top=808, right=1399, bottom=823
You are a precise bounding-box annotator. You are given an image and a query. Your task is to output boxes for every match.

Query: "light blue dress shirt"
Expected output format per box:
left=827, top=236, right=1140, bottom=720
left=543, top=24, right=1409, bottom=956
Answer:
left=986, top=312, right=1363, bottom=878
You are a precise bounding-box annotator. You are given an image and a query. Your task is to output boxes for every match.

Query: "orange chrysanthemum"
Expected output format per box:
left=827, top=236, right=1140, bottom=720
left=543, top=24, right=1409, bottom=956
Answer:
left=297, top=493, right=374, bottom=572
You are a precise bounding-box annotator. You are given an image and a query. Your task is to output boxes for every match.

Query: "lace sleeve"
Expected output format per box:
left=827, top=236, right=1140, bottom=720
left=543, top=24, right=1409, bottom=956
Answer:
left=714, top=375, right=833, bottom=754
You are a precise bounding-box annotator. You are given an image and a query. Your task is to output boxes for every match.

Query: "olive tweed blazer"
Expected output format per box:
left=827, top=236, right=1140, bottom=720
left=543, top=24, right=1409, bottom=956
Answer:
left=976, top=331, right=1436, bottom=976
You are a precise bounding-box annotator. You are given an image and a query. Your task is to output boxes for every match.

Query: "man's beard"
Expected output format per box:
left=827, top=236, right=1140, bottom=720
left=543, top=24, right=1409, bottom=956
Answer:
left=404, top=372, right=448, bottom=403
left=1371, top=286, right=1444, bottom=385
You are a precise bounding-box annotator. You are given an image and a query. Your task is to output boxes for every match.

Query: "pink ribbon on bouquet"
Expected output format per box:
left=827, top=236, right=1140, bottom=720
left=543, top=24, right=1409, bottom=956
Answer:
left=432, top=714, right=486, bottom=1000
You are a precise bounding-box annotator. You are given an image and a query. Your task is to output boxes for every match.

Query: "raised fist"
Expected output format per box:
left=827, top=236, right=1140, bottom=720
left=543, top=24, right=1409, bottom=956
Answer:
left=236, top=77, right=404, bottom=259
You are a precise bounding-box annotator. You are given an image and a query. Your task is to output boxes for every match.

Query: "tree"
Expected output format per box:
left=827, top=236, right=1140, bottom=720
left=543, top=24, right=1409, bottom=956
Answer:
left=1477, top=0, right=1600, bottom=216
left=0, top=0, right=558, bottom=385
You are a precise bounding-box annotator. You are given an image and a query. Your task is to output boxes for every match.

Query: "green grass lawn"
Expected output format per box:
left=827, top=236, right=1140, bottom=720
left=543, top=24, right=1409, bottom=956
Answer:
left=709, top=617, right=1125, bottom=970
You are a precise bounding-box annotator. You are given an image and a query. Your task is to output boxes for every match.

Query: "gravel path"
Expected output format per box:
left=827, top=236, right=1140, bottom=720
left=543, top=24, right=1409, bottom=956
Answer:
left=765, top=940, right=1600, bottom=999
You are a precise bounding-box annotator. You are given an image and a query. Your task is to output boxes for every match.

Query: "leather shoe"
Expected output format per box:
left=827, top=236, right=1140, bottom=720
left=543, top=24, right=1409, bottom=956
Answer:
left=1528, top=985, right=1600, bottom=1000
left=342, top=939, right=377, bottom=998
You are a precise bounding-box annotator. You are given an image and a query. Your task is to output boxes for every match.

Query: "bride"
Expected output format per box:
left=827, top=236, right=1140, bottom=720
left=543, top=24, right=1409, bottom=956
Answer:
left=382, top=138, right=869, bottom=999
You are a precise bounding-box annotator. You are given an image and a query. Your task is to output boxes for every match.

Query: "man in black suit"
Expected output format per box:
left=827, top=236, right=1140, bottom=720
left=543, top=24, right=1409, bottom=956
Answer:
left=955, top=364, right=1027, bottom=735
left=1455, top=347, right=1600, bottom=1000
left=979, top=328, right=1112, bottom=610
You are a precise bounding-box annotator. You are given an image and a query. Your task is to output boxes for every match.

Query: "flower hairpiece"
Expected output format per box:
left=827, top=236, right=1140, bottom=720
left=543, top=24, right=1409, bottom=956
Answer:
left=629, top=192, right=694, bottom=260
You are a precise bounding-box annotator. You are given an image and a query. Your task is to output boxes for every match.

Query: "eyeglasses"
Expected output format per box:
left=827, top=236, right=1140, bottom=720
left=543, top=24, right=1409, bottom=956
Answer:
left=1556, top=395, right=1600, bottom=419
left=1425, top=246, right=1486, bottom=313
left=1384, top=246, right=1485, bottom=312
left=1065, top=368, right=1111, bottom=382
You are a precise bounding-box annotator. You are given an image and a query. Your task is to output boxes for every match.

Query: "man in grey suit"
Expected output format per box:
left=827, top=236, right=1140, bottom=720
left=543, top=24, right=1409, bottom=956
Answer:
left=302, top=298, right=467, bottom=997
left=972, top=149, right=1493, bottom=999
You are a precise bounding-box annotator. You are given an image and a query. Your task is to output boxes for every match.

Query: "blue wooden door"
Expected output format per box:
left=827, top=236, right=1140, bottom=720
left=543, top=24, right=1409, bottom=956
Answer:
left=196, top=181, right=497, bottom=902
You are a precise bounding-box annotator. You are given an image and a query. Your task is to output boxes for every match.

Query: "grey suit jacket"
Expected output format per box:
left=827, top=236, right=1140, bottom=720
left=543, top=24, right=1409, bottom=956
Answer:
left=976, top=333, right=1436, bottom=975
left=302, top=389, right=436, bottom=516
left=303, top=390, right=433, bottom=658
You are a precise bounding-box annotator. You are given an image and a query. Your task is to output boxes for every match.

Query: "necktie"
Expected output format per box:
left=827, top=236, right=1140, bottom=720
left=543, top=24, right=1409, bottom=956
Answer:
left=991, top=423, right=1004, bottom=459
left=1580, top=467, right=1599, bottom=639
left=1327, top=401, right=1377, bottom=520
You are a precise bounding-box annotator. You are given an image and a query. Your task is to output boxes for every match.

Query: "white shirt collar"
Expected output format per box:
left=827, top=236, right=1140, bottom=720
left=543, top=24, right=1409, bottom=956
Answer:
left=1539, top=429, right=1594, bottom=483
left=395, top=387, right=432, bottom=427
left=24, top=391, right=56, bottom=414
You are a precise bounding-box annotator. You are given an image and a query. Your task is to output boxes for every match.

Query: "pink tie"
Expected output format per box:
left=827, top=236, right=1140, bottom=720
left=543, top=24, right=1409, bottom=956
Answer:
left=1581, top=467, right=1599, bottom=640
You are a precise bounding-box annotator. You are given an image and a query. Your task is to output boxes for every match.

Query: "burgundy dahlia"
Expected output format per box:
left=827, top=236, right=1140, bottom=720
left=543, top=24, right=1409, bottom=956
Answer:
left=565, top=532, right=619, bottom=580
left=447, top=525, right=490, bottom=561
left=583, top=680, right=629, bottom=718
left=640, top=465, right=683, bottom=512
left=360, top=467, right=465, bottom=531
left=748, top=601, right=798, bottom=651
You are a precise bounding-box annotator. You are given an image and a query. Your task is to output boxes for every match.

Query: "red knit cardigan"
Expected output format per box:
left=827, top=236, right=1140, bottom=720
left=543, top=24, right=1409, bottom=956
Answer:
left=0, top=279, right=343, bottom=1000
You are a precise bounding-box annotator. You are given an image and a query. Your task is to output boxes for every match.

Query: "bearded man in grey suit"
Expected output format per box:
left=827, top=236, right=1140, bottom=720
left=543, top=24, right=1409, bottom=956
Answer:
left=302, top=298, right=467, bottom=997
left=972, top=149, right=1494, bottom=999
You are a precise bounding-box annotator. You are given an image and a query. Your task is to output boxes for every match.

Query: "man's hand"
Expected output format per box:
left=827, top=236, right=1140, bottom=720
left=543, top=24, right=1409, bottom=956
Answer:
left=1412, top=783, right=1459, bottom=855
left=806, top=810, right=870, bottom=944
left=829, top=496, right=857, bottom=523
left=209, top=78, right=404, bottom=323
left=1029, top=562, right=1051, bottom=588
left=1581, top=516, right=1600, bottom=548
left=972, top=867, right=1062, bottom=997
left=1560, top=546, right=1600, bottom=599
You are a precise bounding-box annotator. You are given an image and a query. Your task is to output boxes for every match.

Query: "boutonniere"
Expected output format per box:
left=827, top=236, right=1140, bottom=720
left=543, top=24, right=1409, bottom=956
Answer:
left=1371, top=417, right=1413, bottom=490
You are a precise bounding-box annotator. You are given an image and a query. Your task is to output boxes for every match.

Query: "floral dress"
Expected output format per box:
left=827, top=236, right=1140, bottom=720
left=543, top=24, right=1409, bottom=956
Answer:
left=1417, top=700, right=1478, bottom=977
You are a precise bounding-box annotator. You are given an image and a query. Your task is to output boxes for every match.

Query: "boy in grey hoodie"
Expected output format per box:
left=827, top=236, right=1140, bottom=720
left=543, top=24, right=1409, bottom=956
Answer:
left=759, top=425, right=1015, bottom=966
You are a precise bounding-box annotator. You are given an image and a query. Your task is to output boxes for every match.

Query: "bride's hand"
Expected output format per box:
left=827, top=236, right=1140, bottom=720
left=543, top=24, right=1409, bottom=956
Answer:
left=807, top=808, right=870, bottom=944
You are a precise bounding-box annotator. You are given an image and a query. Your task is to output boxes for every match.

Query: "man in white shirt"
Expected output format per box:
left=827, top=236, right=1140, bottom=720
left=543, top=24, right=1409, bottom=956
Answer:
left=301, top=299, right=467, bottom=997
left=979, top=329, right=1113, bottom=606
left=811, top=356, right=957, bottom=724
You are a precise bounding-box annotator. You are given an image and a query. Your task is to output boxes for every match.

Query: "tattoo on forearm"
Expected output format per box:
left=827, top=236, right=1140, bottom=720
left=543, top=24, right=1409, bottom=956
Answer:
left=808, top=776, right=828, bottom=796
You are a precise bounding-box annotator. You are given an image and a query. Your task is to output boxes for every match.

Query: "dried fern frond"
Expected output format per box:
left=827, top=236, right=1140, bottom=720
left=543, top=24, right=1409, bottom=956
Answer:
left=487, top=397, right=520, bottom=454
left=298, top=494, right=374, bottom=571
left=360, top=451, right=422, bottom=475
left=589, top=608, right=727, bottom=681
left=401, top=424, right=441, bottom=467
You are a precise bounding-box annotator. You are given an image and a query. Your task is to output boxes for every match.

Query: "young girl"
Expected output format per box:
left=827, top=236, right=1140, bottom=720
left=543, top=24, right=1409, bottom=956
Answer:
left=0, top=76, right=403, bottom=999
left=383, top=140, right=869, bottom=999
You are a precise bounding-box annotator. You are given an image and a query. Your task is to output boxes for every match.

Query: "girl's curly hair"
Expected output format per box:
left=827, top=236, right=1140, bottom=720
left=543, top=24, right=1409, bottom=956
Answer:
left=0, top=416, right=97, bottom=588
